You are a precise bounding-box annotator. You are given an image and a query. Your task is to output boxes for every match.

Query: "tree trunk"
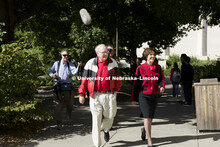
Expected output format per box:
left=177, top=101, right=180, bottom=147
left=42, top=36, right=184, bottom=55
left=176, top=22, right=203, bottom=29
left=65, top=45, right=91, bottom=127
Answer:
left=128, top=38, right=137, bottom=76
left=0, top=0, right=48, bottom=44
left=0, top=0, right=15, bottom=44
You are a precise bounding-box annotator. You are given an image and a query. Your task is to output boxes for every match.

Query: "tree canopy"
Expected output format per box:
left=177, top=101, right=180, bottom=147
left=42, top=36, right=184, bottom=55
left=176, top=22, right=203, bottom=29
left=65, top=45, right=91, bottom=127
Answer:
left=1, top=0, right=220, bottom=62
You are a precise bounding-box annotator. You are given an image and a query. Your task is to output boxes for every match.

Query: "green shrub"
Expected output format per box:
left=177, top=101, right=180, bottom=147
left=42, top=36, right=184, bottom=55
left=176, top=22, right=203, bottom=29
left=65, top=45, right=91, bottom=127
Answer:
left=191, top=59, right=217, bottom=81
left=0, top=42, right=52, bottom=124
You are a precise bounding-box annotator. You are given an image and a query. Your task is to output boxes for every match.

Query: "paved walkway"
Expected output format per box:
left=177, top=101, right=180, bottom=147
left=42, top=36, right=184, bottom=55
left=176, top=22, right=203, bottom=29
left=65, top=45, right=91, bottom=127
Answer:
left=24, top=82, right=220, bottom=147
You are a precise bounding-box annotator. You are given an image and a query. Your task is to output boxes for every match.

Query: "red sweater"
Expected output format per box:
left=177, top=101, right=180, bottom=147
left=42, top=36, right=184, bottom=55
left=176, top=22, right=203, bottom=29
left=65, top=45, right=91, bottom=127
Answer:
left=131, top=62, right=166, bottom=102
left=94, top=59, right=110, bottom=91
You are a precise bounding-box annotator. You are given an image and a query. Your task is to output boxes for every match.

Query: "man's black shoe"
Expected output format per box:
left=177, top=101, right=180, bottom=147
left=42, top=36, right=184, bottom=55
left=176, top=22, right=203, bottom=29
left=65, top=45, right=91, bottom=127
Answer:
left=104, top=131, right=110, bottom=142
left=183, top=101, right=192, bottom=106
left=56, top=124, right=62, bottom=130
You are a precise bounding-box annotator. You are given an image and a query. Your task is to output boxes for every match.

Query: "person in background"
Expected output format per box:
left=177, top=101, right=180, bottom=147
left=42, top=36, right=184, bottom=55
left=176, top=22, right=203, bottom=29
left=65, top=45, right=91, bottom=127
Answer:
left=131, top=48, right=165, bottom=147
left=107, top=44, right=121, bottom=67
left=179, top=53, right=187, bottom=104
left=170, top=62, right=181, bottom=98
left=49, top=50, right=81, bottom=130
left=106, top=45, right=115, bottom=58
left=78, top=44, right=122, bottom=147
left=181, top=56, right=194, bottom=105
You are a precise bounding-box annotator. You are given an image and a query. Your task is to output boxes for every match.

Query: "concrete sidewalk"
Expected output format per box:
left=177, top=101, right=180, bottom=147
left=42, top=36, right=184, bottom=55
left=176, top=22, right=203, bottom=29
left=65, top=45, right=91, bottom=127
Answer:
left=24, top=83, right=220, bottom=147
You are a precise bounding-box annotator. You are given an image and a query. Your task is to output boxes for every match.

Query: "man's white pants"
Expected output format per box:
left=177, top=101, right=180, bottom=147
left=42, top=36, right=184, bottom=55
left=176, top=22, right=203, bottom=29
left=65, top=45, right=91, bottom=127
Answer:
left=89, top=92, right=117, bottom=147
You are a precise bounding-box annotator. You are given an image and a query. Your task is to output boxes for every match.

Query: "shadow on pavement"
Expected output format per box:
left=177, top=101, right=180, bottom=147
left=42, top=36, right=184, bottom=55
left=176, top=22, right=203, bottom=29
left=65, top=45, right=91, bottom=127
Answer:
left=25, top=87, right=92, bottom=146
left=24, top=80, right=220, bottom=147
left=109, top=133, right=220, bottom=147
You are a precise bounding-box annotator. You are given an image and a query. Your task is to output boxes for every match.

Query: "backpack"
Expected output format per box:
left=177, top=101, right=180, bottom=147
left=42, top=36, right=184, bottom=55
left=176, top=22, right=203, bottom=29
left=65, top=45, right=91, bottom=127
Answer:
left=172, top=70, right=181, bottom=82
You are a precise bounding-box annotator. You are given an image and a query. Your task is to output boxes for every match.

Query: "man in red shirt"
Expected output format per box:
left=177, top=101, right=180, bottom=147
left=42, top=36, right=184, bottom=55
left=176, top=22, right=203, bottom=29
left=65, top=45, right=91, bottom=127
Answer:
left=78, top=44, right=122, bottom=147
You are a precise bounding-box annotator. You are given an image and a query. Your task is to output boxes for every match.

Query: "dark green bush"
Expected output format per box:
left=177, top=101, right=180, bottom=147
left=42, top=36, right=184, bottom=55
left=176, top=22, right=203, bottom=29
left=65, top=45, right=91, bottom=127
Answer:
left=191, top=60, right=218, bottom=81
left=0, top=42, right=52, bottom=124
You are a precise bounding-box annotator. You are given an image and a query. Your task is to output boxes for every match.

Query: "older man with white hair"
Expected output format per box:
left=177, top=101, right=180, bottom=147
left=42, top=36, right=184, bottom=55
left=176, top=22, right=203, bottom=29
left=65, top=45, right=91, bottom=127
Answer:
left=78, top=44, right=122, bottom=147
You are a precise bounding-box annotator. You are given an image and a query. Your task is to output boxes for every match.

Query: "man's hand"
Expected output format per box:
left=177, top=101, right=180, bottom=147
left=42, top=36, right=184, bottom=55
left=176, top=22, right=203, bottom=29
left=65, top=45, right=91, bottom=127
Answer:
left=79, top=96, right=85, bottom=104
left=52, top=73, right=59, bottom=79
left=78, top=61, right=82, bottom=66
left=114, top=90, right=118, bottom=94
left=131, top=101, right=136, bottom=105
left=160, top=87, right=165, bottom=93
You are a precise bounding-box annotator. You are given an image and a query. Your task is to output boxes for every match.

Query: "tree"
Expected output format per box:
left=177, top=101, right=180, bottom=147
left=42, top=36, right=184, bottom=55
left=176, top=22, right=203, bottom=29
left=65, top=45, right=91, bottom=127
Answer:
left=199, top=0, right=220, bottom=26
left=84, top=0, right=202, bottom=73
left=0, top=0, right=49, bottom=44
left=15, top=0, right=112, bottom=62
left=2, top=0, right=219, bottom=67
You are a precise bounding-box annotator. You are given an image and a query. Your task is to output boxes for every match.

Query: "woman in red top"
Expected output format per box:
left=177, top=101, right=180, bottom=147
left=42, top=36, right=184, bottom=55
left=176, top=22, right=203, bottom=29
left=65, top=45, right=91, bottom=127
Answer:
left=170, top=62, right=181, bottom=98
left=131, top=48, right=165, bottom=147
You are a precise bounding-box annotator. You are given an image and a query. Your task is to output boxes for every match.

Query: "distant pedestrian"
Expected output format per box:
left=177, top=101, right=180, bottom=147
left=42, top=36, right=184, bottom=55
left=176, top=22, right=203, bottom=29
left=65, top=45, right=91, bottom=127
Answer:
left=170, top=62, right=181, bottom=98
left=181, top=56, right=194, bottom=105
left=78, top=44, right=122, bottom=147
left=131, top=47, right=165, bottom=147
left=107, top=44, right=121, bottom=67
left=49, top=50, right=81, bottom=130
left=107, top=45, right=115, bottom=58
left=179, top=53, right=187, bottom=104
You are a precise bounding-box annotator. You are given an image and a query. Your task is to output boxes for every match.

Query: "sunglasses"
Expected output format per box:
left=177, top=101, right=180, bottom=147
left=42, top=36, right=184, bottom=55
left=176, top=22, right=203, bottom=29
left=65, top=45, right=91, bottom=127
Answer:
left=108, top=48, right=113, bottom=53
left=62, top=54, right=69, bottom=57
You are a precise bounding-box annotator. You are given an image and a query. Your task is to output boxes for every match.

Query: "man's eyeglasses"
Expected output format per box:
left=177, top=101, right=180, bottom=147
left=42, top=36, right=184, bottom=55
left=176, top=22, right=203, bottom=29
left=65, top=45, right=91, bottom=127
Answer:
left=62, top=54, right=69, bottom=57
left=99, top=51, right=108, bottom=54
left=108, top=48, right=113, bottom=53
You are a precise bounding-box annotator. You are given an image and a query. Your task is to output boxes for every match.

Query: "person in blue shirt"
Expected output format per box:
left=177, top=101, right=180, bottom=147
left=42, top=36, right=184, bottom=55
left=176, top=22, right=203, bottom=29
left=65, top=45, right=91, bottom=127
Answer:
left=49, top=50, right=81, bottom=130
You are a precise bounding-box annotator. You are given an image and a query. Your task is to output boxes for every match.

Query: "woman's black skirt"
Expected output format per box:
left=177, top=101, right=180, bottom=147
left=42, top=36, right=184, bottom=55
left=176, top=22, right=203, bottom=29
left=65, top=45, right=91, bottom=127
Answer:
left=138, top=93, right=158, bottom=118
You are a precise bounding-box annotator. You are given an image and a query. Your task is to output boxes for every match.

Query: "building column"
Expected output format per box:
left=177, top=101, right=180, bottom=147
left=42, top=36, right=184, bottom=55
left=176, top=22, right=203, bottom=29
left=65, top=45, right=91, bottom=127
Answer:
left=197, top=19, right=207, bottom=57
left=164, top=47, right=170, bottom=56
